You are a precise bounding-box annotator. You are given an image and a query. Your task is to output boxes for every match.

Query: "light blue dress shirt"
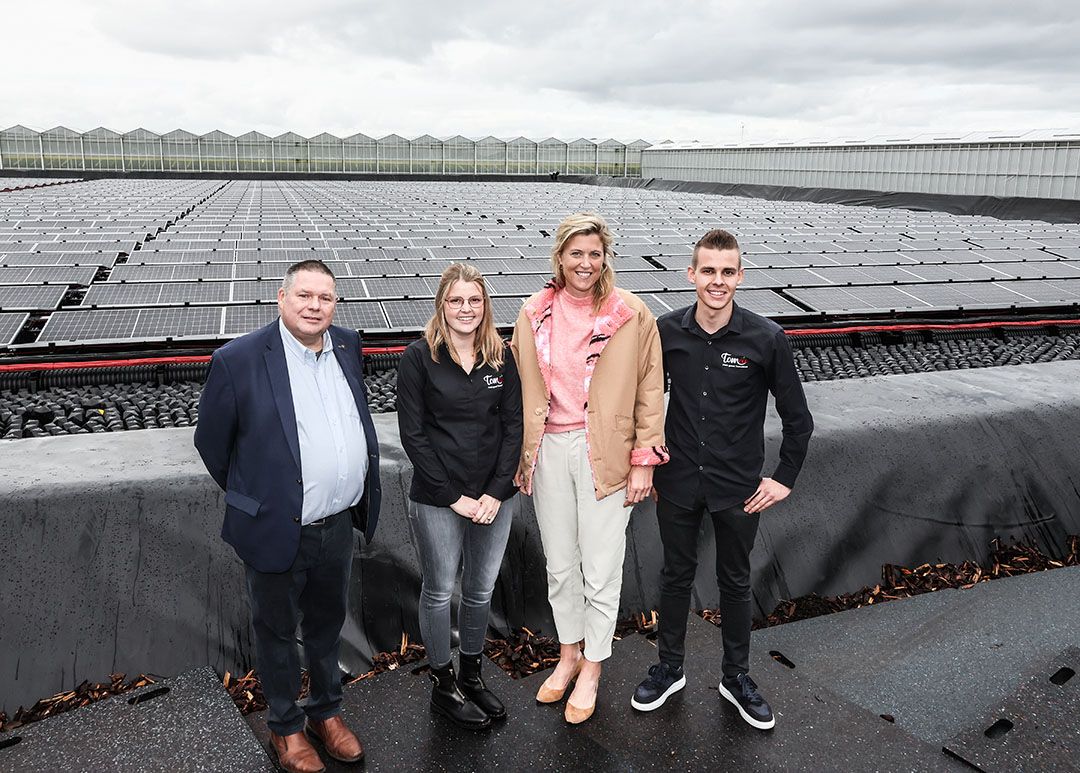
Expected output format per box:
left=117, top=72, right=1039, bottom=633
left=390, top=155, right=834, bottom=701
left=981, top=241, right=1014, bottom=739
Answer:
left=279, top=320, right=368, bottom=525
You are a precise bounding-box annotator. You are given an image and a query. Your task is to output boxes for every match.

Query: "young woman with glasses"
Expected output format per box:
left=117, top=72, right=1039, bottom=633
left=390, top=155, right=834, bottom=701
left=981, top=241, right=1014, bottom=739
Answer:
left=396, top=262, right=523, bottom=730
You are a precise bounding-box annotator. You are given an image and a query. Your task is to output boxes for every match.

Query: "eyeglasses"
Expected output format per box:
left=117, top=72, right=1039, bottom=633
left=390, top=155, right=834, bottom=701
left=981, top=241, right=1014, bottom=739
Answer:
left=445, top=296, right=484, bottom=309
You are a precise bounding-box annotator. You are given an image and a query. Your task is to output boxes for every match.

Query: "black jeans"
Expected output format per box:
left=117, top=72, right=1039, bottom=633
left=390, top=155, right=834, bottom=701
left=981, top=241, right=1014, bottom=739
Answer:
left=245, top=509, right=353, bottom=736
left=656, top=496, right=760, bottom=679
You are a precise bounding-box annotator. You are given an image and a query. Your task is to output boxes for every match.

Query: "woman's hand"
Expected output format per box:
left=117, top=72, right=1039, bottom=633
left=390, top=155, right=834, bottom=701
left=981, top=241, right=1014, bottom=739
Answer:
left=474, top=494, right=502, bottom=524
left=450, top=495, right=481, bottom=519
left=514, top=466, right=532, bottom=496
left=624, top=464, right=654, bottom=506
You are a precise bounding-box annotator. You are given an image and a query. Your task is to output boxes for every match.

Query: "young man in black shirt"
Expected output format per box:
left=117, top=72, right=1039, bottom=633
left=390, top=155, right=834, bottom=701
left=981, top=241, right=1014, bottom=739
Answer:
left=630, top=229, right=813, bottom=729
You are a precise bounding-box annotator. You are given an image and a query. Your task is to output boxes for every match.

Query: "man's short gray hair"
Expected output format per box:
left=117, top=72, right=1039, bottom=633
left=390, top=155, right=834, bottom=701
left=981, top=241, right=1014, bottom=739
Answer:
left=281, top=260, right=336, bottom=292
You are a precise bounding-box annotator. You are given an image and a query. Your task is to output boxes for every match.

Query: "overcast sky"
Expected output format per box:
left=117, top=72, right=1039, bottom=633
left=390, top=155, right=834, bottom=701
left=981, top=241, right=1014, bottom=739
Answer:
left=6, top=1, right=1079, bottom=144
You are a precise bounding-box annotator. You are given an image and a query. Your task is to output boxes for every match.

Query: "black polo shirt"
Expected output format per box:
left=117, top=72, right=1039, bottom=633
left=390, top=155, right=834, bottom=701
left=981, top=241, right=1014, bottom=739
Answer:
left=654, top=302, right=813, bottom=512
left=396, top=339, right=523, bottom=507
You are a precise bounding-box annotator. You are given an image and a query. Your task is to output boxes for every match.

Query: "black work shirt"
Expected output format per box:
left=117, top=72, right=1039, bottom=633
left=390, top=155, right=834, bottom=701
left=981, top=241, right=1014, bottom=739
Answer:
left=396, top=339, right=523, bottom=507
left=654, top=302, right=813, bottom=511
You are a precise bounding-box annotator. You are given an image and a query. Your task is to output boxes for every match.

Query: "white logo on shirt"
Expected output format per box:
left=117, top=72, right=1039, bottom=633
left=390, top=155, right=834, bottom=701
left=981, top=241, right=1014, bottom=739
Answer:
left=721, top=353, right=750, bottom=369
left=484, top=374, right=504, bottom=389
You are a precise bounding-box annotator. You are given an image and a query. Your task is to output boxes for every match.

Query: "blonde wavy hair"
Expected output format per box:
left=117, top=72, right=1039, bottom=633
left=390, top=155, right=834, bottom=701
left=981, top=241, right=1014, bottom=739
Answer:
left=550, top=212, right=616, bottom=312
left=424, top=263, right=505, bottom=369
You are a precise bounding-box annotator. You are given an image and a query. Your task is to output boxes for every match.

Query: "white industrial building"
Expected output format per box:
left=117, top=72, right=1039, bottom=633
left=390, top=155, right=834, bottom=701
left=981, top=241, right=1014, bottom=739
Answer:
left=641, top=130, right=1080, bottom=200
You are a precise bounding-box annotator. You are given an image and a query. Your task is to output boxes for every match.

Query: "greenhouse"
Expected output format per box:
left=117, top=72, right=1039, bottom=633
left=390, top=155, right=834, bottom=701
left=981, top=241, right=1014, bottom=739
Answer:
left=0, top=126, right=650, bottom=177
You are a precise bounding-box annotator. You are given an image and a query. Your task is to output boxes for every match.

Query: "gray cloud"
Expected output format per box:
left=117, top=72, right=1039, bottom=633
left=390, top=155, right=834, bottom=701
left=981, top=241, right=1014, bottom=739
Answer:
left=9, top=0, right=1080, bottom=141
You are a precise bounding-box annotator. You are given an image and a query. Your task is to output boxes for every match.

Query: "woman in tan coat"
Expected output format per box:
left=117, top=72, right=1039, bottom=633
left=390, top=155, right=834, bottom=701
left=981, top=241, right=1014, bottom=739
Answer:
left=512, top=212, right=668, bottom=724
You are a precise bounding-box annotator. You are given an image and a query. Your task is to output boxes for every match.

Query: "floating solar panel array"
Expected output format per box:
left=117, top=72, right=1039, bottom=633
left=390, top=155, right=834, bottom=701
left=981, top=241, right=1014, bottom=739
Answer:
left=2, top=179, right=1080, bottom=349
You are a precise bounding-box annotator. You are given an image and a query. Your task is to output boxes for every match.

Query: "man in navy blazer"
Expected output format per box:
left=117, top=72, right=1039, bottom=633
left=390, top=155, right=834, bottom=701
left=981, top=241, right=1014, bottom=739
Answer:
left=195, top=259, right=380, bottom=773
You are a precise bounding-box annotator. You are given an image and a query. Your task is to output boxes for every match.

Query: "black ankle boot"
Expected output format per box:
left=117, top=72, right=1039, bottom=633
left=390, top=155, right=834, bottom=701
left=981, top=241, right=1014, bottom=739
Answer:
left=429, top=662, right=491, bottom=730
left=458, top=652, right=507, bottom=721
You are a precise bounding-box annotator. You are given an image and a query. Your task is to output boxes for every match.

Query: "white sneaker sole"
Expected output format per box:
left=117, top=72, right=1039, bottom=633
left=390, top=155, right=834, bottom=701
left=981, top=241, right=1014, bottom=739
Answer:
left=630, top=675, right=686, bottom=712
left=718, top=681, right=776, bottom=730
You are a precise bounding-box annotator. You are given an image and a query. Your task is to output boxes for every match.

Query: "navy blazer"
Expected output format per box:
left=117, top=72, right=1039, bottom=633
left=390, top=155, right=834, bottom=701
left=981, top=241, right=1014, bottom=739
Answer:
left=194, top=320, right=381, bottom=573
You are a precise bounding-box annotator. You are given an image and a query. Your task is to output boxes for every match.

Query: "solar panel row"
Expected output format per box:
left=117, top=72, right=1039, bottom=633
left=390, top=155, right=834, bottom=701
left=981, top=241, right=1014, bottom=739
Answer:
left=37, top=290, right=808, bottom=345
left=3, top=178, right=1080, bottom=349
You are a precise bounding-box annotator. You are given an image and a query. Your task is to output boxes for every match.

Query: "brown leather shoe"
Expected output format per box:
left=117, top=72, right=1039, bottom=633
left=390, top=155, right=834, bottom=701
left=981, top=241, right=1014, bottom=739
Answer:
left=269, top=730, right=326, bottom=773
left=306, top=715, right=364, bottom=763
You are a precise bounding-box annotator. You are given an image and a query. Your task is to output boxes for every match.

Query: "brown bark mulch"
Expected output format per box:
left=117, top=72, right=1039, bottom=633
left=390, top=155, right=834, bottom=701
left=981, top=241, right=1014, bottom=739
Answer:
left=0, top=673, right=161, bottom=733
left=225, top=632, right=427, bottom=715
left=483, top=611, right=662, bottom=680
left=700, top=535, right=1079, bottom=630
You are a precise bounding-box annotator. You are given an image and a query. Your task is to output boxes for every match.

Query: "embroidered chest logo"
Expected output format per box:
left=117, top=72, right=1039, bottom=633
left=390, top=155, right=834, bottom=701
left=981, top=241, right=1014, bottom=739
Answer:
left=483, top=374, right=504, bottom=389
left=720, top=353, right=750, bottom=369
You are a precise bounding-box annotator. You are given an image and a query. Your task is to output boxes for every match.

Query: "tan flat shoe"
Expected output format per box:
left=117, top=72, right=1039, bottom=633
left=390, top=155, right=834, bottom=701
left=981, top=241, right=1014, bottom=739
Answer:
left=535, top=657, right=583, bottom=704
left=565, top=670, right=598, bottom=724
left=564, top=697, right=596, bottom=724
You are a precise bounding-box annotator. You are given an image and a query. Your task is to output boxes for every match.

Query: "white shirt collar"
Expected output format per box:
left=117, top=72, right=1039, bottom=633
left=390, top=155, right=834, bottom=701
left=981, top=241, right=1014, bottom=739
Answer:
left=278, top=318, right=332, bottom=362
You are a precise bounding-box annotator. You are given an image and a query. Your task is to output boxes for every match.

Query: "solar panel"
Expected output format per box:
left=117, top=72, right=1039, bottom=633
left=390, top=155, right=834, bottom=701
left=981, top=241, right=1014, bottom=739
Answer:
left=897, top=240, right=975, bottom=251
left=333, top=301, right=390, bottom=331
left=429, top=246, right=522, bottom=259
left=231, top=263, right=310, bottom=280
left=37, top=309, right=140, bottom=342
left=364, top=259, right=453, bottom=277
left=489, top=296, right=526, bottom=326
left=737, top=290, right=809, bottom=316
left=990, top=262, right=1080, bottom=280
left=82, top=282, right=232, bottom=307
left=741, top=268, right=830, bottom=288
left=363, top=277, right=440, bottom=299
left=968, top=238, right=1052, bottom=251
left=0, top=266, right=97, bottom=285
left=135, top=307, right=222, bottom=337
left=109, top=263, right=236, bottom=282
left=898, top=250, right=983, bottom=265
left=615, top=243, right=664, bottom=257
left=0, top=285, right=68, bottom=311
left=899, top=264, right=1008, bottom=282
left=223, top=305, right=278, bottom=336
left=485, top=275, right=548, bottom=296
left=1044, top=247, right=1080, bottom=260
left=787, top=286, right=930, bottom=313
left=970, top=249, right=1059, bottom=262
left=229, top=281, right=283, bottom=303
left=334, top=278, right=369, bottom=300
left=382, top=299, right=435, bottom=329
left=492, top=258, right=552, bottom=275
left=0, top=251, right=119, bottom=267
left=35, top=240, right=138, bottom=254
left=0, top=312, right=28, bottom=345
left=635, top=293, right=675, bottom=317
left=342, top=247, right=432, bottom=261
left=614, top=272, right=670, bottom=293
left=899, top=283, right=1025, bottom=309
left=1003, top=279, right=1080, bottom=304
left=612, top=256, right=660, bottom=272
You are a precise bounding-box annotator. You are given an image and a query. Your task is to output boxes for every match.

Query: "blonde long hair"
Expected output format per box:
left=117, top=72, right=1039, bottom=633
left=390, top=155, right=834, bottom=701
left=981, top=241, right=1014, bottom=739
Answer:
left=550, top=212, right=616, bottom=312
left=424, top=263, right=505, bottom=369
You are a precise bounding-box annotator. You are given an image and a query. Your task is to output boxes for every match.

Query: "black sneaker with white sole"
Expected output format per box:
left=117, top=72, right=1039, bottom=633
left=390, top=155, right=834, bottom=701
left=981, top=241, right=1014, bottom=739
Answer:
left=718, top=673, right=775, bottom=729
left=631, top=662, right=686, bottom=712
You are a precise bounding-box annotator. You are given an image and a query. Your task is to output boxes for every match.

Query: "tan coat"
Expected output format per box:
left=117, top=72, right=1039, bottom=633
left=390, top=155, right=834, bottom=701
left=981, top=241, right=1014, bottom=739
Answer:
left=511, top=283, right=669, bottom=499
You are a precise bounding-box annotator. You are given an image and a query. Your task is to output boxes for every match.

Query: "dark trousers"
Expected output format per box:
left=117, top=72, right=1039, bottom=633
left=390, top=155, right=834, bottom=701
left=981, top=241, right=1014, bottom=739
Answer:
left=245, top=509, right=353, bottom=736
left=656, top=496, right=760, bottom=679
